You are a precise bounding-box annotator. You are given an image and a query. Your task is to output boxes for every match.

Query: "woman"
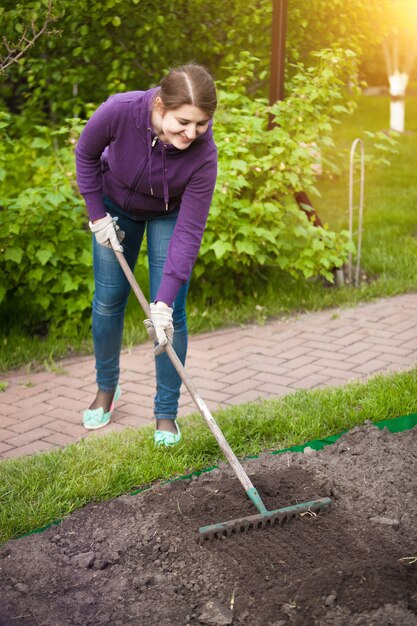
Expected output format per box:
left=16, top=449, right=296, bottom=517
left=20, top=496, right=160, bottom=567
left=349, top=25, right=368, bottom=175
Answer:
left=75, top=63, right=218, bottom=446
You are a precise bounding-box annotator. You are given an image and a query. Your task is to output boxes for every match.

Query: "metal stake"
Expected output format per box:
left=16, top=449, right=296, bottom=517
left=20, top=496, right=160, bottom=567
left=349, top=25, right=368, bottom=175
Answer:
left=348, top=138, right=365, bottom=286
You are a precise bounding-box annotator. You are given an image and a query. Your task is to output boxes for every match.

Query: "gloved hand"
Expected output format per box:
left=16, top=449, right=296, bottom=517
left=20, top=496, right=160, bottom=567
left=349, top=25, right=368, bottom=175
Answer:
left=149, top=302, right=174, bottom=350
left=89, top=213, right=124, bottom=252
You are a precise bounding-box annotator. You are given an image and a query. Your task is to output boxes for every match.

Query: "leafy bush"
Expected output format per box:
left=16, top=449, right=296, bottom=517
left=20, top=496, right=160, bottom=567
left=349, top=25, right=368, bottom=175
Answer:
left=194, top=50, right=358, bottom=299
left=0, top=50, right=360, bottom=333
left=2, top=48, right=398, bottom=336
left=0, top=115, right=93, bottom=335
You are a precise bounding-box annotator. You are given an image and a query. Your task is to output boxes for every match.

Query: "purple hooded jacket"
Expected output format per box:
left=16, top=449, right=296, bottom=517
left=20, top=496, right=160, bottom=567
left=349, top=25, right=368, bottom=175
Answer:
left=75, top=87, right=218, bottom=305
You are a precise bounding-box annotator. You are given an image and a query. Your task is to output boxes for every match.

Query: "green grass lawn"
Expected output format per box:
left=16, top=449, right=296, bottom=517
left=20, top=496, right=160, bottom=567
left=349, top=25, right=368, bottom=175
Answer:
left=316, top=94, right=417, bottom=288
left=1, top=368, right=416, bottom=544
left=1, top=95, right=417, bottom=373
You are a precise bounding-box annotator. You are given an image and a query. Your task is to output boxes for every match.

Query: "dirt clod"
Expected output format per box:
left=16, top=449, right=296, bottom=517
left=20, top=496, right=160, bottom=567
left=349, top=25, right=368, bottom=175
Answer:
left=198, top=598, right=234, bottom=625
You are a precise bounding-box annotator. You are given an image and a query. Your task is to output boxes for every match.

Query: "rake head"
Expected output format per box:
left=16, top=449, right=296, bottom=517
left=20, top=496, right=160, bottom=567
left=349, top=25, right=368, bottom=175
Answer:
left=198, top=497, right=331, bottom=542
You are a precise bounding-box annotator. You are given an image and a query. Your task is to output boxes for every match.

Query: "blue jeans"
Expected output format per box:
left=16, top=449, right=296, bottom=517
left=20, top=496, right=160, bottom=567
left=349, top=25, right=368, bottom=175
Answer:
left=92, top=203, right=189, bottom=421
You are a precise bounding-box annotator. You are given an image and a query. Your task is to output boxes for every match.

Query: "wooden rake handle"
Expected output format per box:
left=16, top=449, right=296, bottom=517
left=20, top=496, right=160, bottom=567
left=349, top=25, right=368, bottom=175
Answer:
left=114, top=250, right=255, bottom=494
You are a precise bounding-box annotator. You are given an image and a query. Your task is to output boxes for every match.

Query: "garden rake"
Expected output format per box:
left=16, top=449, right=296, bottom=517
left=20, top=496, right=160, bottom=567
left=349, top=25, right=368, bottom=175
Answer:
left=114, top=250, right=331, bottom=541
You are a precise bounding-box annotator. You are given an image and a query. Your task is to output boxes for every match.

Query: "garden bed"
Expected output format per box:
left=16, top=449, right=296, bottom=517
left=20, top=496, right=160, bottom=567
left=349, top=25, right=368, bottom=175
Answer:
left=1, top=422, right=416, bottom=625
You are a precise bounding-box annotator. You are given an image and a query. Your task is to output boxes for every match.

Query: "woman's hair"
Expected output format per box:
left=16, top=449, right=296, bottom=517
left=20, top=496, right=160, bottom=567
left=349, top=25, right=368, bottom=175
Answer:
left=159, top=63, right=217, bottom=118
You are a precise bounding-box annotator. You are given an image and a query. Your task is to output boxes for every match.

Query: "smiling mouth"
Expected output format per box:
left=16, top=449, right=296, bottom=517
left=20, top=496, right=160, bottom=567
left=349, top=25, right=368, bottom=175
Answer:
left=179, top=133, right=192, bottom=143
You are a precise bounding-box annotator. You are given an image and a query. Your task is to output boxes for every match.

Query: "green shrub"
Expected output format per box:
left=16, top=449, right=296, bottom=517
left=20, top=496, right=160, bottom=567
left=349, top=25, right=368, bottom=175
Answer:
left=194, top=50, right=358, bottom=299
left=0, top=115, right=93, bottom=335
left=4, top=49, right=396, bottom=334
left=1, top=51, right=359, bottom=333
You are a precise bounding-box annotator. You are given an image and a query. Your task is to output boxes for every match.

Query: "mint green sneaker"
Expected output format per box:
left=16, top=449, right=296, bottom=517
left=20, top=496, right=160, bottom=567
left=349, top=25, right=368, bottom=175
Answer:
left=154, top=420, right=181, bottom=447
left=83, top=385, right=121, bottom=430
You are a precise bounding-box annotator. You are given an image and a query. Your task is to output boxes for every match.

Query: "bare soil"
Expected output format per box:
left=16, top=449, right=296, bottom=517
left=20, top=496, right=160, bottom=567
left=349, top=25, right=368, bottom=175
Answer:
left=1, top=422, right=416, bottom=626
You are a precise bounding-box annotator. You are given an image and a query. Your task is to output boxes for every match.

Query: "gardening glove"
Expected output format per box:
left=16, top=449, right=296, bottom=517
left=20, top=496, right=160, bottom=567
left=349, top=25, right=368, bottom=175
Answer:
left=148, top=301, right=174, bottom=354
left=89, top=213, right=124, bottom=252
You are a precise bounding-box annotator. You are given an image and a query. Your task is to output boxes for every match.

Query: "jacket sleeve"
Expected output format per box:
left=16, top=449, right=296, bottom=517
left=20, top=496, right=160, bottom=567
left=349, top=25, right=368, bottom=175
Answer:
left=156, top=147, right=218, bottom=305
left=75, top=97, right=118, bottom=220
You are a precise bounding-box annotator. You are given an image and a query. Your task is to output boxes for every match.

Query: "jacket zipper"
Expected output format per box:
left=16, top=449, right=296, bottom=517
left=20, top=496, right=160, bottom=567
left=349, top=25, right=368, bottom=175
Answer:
left=150, top=135, right=158, bottom=196
left=125, top=134, right=158, bottom=210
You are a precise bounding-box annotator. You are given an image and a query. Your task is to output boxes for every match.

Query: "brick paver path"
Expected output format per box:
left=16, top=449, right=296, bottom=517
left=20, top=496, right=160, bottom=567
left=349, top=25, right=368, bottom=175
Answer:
left=1, top=293, right=417, bottom=459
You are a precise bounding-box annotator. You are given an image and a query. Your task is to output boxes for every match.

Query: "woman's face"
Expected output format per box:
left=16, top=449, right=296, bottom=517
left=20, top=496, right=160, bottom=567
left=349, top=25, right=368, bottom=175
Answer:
left=155, top=101, right=211, bottom=150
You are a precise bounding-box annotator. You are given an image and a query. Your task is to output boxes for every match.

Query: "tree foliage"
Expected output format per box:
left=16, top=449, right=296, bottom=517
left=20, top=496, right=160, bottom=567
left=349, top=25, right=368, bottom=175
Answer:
left=0, top=0, right=57, bottom=74
left=1, top=0, right=408, bottom=123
